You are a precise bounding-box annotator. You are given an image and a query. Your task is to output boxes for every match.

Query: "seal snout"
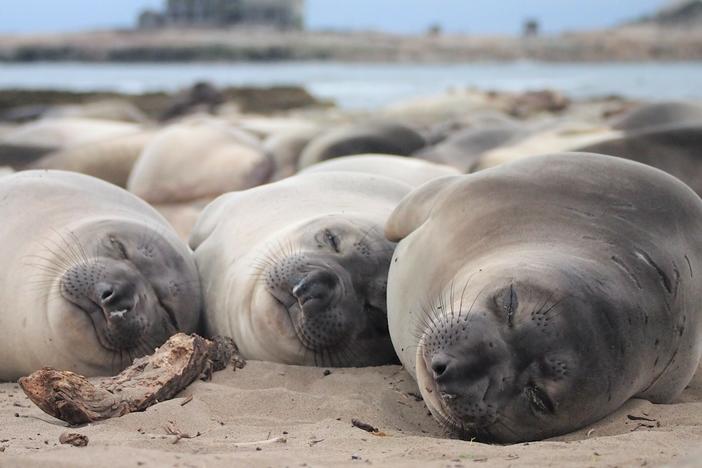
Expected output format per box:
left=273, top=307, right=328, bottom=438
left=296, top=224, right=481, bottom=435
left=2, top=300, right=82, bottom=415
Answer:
left=96, top=280, right=137, bottom=320
left=418, top=313, right=513, bottom=431
left=430, top=352, right=452, bottom=380
left=292, top=269, right=339, bottom=310
left=60, top=259, right=150, bottom=352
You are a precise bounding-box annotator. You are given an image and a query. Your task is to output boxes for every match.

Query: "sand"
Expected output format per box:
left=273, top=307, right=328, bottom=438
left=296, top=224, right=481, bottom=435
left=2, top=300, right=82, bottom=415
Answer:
left=0, top=359, right=700, bottom=467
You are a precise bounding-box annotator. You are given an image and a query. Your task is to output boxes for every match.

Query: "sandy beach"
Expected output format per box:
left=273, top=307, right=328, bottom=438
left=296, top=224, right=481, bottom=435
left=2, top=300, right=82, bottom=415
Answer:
left=0, top=359, right=700, bottom=467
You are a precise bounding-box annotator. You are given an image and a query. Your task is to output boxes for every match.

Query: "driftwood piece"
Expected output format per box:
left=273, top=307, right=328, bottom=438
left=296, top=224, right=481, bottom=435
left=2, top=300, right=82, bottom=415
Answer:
left=18, top=334, right=243, bottom=425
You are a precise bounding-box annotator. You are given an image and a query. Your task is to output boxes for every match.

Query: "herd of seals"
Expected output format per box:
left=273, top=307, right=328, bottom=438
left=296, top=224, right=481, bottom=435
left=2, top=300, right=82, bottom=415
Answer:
left=0, top=95, right=701, bottom=443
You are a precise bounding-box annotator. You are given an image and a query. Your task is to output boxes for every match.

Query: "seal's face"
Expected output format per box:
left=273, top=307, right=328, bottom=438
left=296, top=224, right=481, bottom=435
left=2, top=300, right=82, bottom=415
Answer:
left=258, top=215, right=398, bottom=367
left=415, top=271, right=617, bottom=443
left=47, top=220, right=200, bottom=372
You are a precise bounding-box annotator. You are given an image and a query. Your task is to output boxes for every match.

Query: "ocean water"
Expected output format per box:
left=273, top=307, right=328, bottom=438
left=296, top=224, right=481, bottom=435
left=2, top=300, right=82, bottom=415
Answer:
left=1, top=61, right=701, bottom=109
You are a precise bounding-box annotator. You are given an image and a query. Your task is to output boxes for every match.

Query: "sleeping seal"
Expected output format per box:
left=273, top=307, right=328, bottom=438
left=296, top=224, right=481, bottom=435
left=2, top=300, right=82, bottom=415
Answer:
left=611, top=101, right=702, bottom=132
left=297, top=122, right=426, bottom=169
left=386, top=153, right=702, bottom=442
left=28, top=130, right=156, bottom=188
left=414, top=125, right=527, bottom=172
left=190, top=172, right=411, bottom=367
left=127, top=118, right=270, bottom=205
left=0, top=171, right=202, bottom=381
left=299, top=154, right=461, bottom=187
left=577, top=124, right=702, bottom=196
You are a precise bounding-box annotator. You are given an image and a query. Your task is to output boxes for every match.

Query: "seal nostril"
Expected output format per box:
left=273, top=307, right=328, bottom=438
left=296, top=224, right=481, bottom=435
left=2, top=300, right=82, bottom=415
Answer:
left=291, top=270, right=338, bottom=308
left=292, top=281, right=307, bottom=299
left=431, top=354, right=451, bottom=379
left=100, top=289, right=114, bottom=303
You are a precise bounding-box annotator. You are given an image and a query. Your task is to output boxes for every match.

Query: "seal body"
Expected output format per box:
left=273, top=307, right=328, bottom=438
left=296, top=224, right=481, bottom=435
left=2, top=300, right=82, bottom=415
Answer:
left=29, top=130, right=155, bottom=188
left=578, top=124, right=702, bottom=196
left=127, top=118, right=272, bottom=205
left=0, top=171, right=201, bottom=381
left=190, top=172, right=411, bottom=367
left=612, top=102, right=702, bottom=132
left=415, top=125, right=526, bottom=172
left=0, top=118, right=144, bottom=170
left=386, top=153, right=702, bottom=442
left=264, top=127, right=320, bottom=181
left=298, top=122, right=426, bottom=169
left=299, top=154, right=460, bottom=187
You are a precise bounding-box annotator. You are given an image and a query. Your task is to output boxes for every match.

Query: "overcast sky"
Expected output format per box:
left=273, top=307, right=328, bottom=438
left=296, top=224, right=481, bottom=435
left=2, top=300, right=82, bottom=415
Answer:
left=0, top=0, right=666, bottom=35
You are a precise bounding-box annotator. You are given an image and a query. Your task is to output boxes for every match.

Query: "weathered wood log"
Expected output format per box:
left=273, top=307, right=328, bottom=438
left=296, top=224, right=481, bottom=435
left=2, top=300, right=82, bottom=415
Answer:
left=18, top=333, right=243, bottom=425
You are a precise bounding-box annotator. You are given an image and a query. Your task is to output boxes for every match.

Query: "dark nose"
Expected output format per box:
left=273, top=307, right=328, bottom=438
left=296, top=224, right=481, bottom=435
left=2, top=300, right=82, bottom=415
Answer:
left=292, top=269, right=338, bottom=309
left=95, top=281, right=136, bottom=319
left=431, top=352, right=453, bottom=380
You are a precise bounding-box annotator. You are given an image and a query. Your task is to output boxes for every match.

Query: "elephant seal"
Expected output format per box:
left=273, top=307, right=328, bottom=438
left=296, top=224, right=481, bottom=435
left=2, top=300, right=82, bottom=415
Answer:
left=475, top=123, right=620, bottom=171
left=577, top=124, right=702, bottom=196
left=43, top=100, right=150, bottom=124
left=415, top=125, right=527, bottom=172
left=28, top=130, right=155, bottom=188
left=612, top=102, right=702, bottom=133
left=127, top=118, right=272, bottom=205
left=0, top=118, right=144, bottom=169
left=1, top=117, right=142, bottom=149
left=0, top=171, right=202, bottom=381
left=300, top=154, right=460, bottom=187
left=298, top=122, right=425, bottom=169
left=386, top=153, right=702, bottom=442
left=264, top=127, right=320, bottom=181
left=190, top=172, right=411, bottom=367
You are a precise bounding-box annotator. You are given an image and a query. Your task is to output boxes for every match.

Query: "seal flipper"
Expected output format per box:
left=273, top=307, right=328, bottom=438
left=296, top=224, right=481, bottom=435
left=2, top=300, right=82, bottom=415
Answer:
left=385, top=175, right=461, bottom=242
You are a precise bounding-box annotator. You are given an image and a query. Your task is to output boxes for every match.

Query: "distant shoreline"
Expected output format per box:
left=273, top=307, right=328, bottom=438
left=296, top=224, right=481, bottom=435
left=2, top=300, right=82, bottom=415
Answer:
left=1, top=27, right=701, bottom=63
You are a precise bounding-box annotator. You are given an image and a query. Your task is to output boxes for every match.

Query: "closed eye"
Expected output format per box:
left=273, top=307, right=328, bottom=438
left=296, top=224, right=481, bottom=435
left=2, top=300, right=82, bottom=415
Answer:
left=525, top=383, right=555, bottom=415
left=323, top=229, right=340, bottom=253
left=109, top=236, right=129, bottom=259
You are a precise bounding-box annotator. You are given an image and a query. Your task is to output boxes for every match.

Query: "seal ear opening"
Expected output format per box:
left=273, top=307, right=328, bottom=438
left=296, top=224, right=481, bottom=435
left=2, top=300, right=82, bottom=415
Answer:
left=385, top=175, right=461, bottom=242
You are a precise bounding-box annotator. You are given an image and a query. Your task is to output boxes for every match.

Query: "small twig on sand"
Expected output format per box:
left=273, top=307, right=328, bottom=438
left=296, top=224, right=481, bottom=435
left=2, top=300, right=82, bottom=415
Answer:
left=232, top=437, right=287, bottom=448
left=627, top=414, right=657, bottom=422
left=352, top=419, right=379, bottom=433
left=164, top=421, right=201, bottom=444
left=630, top=423, right=656, bottom=432
left=180, top=395, right=194, bottom=407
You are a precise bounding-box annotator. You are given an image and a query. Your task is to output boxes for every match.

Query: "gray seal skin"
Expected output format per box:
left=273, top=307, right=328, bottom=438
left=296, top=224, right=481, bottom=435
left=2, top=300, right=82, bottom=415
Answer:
left=385, top=153, right=702, bottom=443
left=612, top=102, right=702, bottom=132
left=0, top=171, right=202, bottom=381
left=28, top=130, right=155, bottom=188
left=190, top=172, right=411, bottom=367
left=297, top=122, right=426, bottom=169
left=577, top=124, right=702, bottom=196
left=299, top=154, right=461, bottom=188
left=415, top=125, right=527, bottom=173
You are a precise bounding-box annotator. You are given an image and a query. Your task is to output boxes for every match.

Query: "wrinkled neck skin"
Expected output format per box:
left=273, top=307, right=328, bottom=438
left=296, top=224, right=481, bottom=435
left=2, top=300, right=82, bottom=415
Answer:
left=398, top=246, right=678, bottom=443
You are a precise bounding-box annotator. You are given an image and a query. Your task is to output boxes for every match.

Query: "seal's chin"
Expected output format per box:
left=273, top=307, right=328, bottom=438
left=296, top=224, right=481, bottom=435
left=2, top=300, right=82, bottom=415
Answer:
left=70, top=300, right=147, bottom=353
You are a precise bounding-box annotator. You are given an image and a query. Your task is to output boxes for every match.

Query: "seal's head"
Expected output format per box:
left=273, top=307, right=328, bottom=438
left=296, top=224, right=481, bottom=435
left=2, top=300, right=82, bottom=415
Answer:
left=413, top=261, right=633, bottom=443
left=250, top=214, right=397, bottom=367
left=41, top=218, right=201, bottom=373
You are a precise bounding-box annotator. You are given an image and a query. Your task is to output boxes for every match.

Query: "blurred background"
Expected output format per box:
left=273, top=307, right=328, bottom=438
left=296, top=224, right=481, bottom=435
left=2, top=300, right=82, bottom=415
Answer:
left=0, top=0, right=701, bottom=111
